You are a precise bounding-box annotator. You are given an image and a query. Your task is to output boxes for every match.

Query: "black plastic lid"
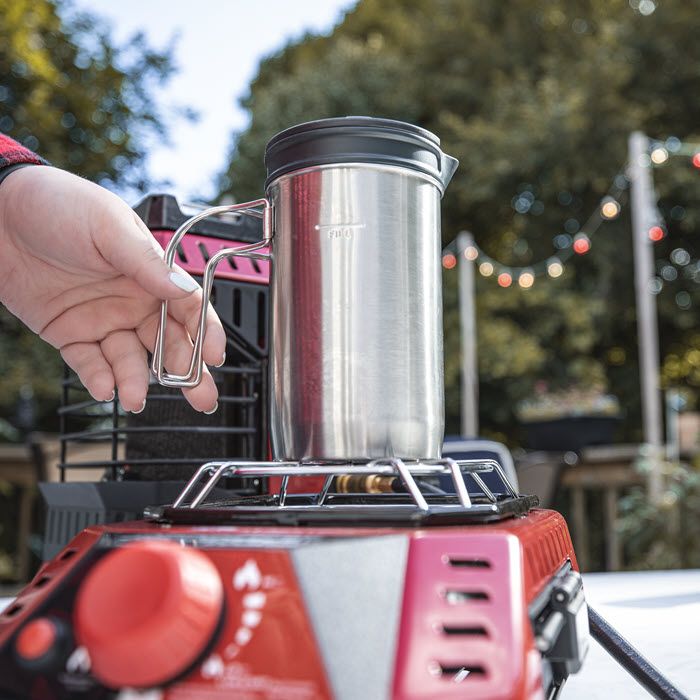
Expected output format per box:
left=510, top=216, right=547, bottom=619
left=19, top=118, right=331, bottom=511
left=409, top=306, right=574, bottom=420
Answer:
left=264, top=117, right=458, bottom=194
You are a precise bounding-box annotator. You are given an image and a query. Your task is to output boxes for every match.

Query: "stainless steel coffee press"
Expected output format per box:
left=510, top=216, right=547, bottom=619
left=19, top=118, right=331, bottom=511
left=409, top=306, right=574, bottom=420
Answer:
left=152, top=117, right=458, bottom=462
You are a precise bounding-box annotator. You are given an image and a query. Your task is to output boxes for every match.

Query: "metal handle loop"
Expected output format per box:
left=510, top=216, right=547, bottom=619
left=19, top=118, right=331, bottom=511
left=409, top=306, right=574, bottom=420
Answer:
left=151, top=199, right=272, bottom=388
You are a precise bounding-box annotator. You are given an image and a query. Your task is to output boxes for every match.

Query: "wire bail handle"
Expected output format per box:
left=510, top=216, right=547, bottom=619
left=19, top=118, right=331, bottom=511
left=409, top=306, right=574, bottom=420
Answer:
left=151, top=198, right=273, bottom=388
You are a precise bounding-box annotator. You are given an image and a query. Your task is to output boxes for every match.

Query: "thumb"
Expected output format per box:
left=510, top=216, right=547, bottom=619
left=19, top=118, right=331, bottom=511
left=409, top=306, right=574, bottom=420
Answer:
left=95, top=207, right=200, bottom=300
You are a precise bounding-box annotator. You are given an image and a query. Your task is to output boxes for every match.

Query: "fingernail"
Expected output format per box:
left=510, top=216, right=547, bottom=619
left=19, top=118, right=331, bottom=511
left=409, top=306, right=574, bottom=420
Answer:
left=215, top=352, right=226, bottom=367
left=105, top=390, right=115, bottom=402
left=169, top=271, right=199, bottom=293
left=131, top=399, right=147, bottom=414
left=203, top=402, right=218, bottom=415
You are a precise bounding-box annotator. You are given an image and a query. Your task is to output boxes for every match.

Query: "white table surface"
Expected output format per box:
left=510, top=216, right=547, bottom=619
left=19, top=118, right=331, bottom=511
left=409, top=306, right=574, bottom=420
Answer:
left=566, top=569, right=700, bottom=699
left=2, top=570, right=699, bottom=698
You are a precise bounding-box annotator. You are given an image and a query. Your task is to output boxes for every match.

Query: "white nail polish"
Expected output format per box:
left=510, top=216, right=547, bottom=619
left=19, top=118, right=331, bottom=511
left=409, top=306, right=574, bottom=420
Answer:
left=169, top=271, right=199, bottom=293
left=215, top=352, right=226, bottom=368
left=203, top=402, right=218, bottom=415
left=131, top=399, right=147, bottom=414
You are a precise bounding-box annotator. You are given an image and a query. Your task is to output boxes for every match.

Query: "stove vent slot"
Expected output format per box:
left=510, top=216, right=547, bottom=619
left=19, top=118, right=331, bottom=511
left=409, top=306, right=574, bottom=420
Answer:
left=32, top=575, right=52, bottom=589
left=444, top=556, right=491, bottom=569
left=197, top=241, right=210, bottom=262
left=441, top=625, right=488, bottom=637
left=176, top=243, right=188, bottom=263
left=435, top=663, right=487, bottom=679
left=233, top=287, right=242, bottom=326
left=59, top=548, right=77, bottom=562
left=444, top=589, right=490, bottom=604
left=2, top=603, right=22, bottom=618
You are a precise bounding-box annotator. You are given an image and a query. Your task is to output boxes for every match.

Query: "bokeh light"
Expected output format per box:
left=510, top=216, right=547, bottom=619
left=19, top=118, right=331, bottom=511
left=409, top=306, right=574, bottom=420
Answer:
left=666, top=136, right=681, bottom=153
left=692, top=153, right=700, bottom=169
left=479, top=261, right=494, bottom=276
left=497, top=272, right=513, bottom=288
left=671, top=248, right=691, bottom=266
left=649, top=277, right=663, bottom=295
left=600, top=197, right=621, bottom=220
left=573, top=233, right=591, bottom=255
left=650, top=147, right=669, bottom=165
left=518, top=271, right=535, bottom=288
left=676, top=291, right=692, bottom=309
left=464, top=245, right=478, bottom=261
left=554, top=233, right=573, bottom=249
left=442, top=253, right=457, bottom=269
left=547, top=258, right=564, bottom=278
left=661, top=265, right=678, bottom=281
left=648, top=225, right=665, bottom=242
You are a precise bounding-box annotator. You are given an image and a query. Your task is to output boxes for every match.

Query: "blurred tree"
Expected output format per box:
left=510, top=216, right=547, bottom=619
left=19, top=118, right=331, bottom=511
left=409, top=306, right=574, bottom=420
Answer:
left=0, top=0, right=177, bottom=433
left=219, top=0, right=700, bottom=444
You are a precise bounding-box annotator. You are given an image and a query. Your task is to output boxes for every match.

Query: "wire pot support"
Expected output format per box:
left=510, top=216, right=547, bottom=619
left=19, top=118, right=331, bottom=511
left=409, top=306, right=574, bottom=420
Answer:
left=163, top=457, right=521, bottom=515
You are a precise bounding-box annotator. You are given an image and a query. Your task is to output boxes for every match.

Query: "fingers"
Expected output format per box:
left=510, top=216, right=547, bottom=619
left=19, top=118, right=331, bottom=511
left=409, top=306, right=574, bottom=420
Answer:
left=40, top=295, right=146, bottom=348
left=167, top=291, right=227, bottom=367
left=61, top=342, right=115, bottom=402
left=100, top=330, right=150, bottom=413
left=137, top=313, right=219, bottom=413
left=93, top=205, right=201, bottom=301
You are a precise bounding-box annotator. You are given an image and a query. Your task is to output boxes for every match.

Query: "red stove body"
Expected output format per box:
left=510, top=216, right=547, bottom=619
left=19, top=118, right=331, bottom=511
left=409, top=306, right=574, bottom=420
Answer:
left=0, top=509, right=587, bottom=700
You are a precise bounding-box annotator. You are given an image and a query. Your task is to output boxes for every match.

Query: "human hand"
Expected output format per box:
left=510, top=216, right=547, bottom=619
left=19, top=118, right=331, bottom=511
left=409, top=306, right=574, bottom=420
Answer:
left=0, top=166, right=225, bottom=413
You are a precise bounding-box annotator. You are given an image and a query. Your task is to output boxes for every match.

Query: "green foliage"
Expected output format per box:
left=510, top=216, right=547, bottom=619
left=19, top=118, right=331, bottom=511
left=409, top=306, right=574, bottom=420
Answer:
left=619, top=461, right=700, bottom=569
left=0, top=0, right=176, bottom=433
left=0, top=0, right=177, bottom=188
left=219, top=0, right=700, bottom=442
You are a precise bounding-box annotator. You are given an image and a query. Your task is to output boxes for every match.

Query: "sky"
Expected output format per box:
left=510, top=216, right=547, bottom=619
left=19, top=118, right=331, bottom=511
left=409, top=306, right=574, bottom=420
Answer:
left=70, top=0, right=355, bottom=203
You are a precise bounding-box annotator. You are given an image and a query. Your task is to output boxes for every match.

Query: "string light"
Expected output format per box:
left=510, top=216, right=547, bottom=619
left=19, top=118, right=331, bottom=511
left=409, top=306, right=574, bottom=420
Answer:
left=650, top=147, right=669, bottom=165
left=464, top=245, right=478, bottom=260
left=547, top=258, right=564, bottom=278
left=442, top=253, right=457, bottom=269
left=649, top=225, right=665, bottom=242
left=600, top=196, right=621, bottom=220
left=479, top=261, right=494, bottom=276
left=441, top=134, right=700, bottom=288
left=518, top=270, right=535, bottom=288
left=497, top=272, right=512, bottom=288
left=573, top=233, right=591, bottom=255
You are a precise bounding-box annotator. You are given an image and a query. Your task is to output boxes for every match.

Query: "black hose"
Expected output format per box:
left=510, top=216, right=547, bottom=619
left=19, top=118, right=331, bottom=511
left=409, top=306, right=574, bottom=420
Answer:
left=588, top=606, right=690, bottom=700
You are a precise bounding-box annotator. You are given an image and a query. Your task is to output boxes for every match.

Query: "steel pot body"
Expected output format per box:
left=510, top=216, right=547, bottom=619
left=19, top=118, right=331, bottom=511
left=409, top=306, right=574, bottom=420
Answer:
left=267, top=163, right=444, bottom=461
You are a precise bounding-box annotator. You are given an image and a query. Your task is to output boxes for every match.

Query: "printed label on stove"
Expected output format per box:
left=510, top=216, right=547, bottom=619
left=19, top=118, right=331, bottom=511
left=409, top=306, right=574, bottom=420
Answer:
left=165, top=550, right=332, bottom=699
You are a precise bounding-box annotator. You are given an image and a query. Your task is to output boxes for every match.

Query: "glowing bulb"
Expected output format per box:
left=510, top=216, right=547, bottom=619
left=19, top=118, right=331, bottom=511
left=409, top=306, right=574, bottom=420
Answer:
left=573, top=233, right=591, bottom=255
left=650, top=147, right=669, bottom=165
left=497, top=272, right=513, bottom=288
left=518, top=271, right=535, bottom=289
left=600, top=197, right=621, bottom=220
left=648, top=226, right=665, bottom=242
left=442, top=253, right=457, bottom=269
left=693, top=153, right=700, bottom=169
left=479, top=261, right=494, bottom=276
left=547, top=259, right=564, bottom=278
left=464, top=245, right=478, bottom=261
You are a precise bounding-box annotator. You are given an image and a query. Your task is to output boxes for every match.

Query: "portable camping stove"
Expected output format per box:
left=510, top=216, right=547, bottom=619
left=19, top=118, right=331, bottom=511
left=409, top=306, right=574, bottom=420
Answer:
left=0, top=182, right=591, bottom=698
left=0, top=457, right=587, bottom=699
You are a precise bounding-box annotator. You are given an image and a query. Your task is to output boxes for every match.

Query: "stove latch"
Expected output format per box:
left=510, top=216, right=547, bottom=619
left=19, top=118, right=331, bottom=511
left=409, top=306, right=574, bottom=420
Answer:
left=531, top=564, right=590, bottom=689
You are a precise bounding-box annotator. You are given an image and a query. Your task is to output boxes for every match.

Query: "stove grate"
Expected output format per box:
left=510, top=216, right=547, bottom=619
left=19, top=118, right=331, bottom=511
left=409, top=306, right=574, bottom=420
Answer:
left=146, top=458, right=537, bottom=525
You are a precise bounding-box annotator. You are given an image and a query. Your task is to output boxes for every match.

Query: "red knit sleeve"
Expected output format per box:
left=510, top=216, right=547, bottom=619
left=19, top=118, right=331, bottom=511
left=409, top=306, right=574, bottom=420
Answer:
left=0, top=133, right=48, bottom=168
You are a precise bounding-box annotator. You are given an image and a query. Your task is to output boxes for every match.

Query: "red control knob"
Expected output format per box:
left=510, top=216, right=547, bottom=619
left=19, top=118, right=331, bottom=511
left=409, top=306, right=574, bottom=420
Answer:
left=16, top=618, right=57, bottom=662
left=74, top=539, right=224, bottom=689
